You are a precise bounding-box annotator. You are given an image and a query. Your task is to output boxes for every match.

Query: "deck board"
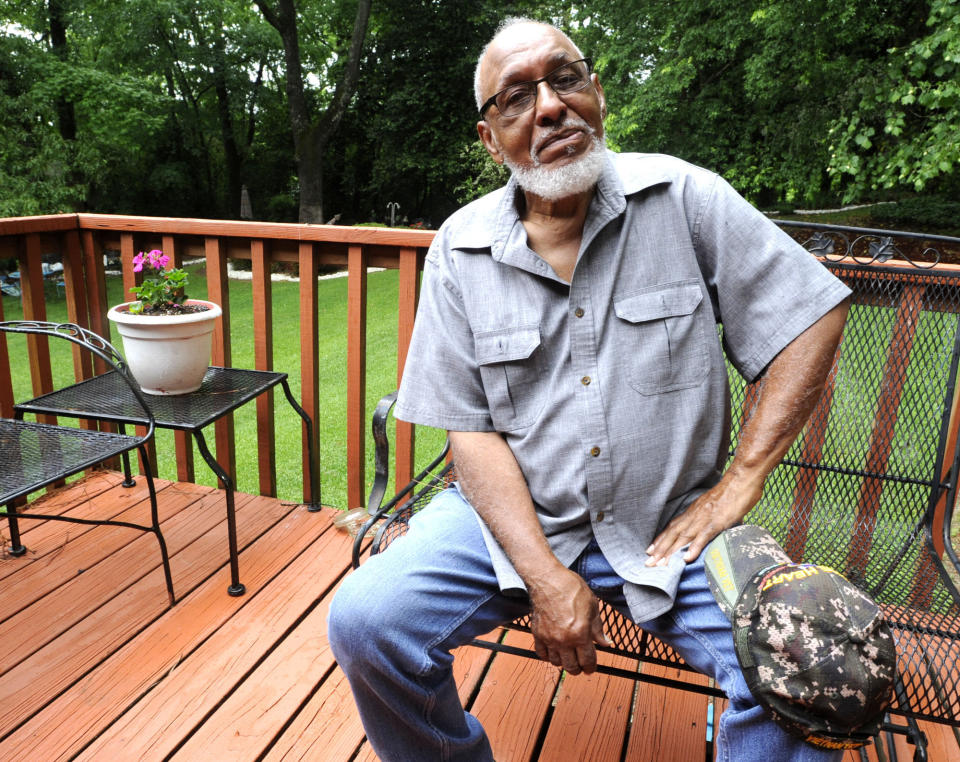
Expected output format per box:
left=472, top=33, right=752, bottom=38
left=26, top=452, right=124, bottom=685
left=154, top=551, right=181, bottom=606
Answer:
left=1, top=472, right=957, bottom=761
left=537, top=651, right=636, bottom=762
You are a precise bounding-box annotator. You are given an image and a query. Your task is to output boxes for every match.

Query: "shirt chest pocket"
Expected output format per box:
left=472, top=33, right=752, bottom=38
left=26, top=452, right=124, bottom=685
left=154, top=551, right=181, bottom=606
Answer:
left=614, top=281, right=710, bottom=395
left=474, top=325, right=545, bottom=431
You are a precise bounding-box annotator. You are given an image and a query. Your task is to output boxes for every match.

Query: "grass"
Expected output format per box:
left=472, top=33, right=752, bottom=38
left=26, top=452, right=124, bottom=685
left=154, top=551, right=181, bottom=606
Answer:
left=2, top=265, right=446, bottom=511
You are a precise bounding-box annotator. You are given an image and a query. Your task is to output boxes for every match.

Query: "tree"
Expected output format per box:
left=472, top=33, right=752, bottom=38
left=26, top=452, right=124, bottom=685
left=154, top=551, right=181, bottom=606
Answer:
left=828, top=0, right=960, bottom=200
left=574, top=0, right=935, bottom=206
left=0, top=29, right=81, bottom=215
left=0, top=0, right=286, bottom=218
left=256, top=0, right=372, bottom=223
left=336, top=0, right=505, bottom=224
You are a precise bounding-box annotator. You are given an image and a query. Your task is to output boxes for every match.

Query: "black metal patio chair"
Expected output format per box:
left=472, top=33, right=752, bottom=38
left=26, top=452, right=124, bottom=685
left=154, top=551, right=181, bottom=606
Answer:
left=0, top=321, right=175, bottom=605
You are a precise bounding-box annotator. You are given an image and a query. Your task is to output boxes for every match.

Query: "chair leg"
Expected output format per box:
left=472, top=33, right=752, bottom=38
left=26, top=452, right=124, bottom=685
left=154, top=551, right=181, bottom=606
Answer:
left=118, top=424, right=136, bottom=487
left=139, top=446, right=175, bottom=605
left=280, top=379, right=321, bottom=511
left=6, top=501, right=27, bottom=556
left=884, top=679, right=931, bottom=762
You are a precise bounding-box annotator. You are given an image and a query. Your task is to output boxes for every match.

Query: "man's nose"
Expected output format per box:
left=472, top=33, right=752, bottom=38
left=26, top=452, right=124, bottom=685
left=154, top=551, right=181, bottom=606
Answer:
left=534, top=80, right=566, bottom=125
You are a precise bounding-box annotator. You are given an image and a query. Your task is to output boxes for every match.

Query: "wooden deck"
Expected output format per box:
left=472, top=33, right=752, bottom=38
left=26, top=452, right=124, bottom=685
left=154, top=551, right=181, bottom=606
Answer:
left=2, top=472, right=958, bottom=761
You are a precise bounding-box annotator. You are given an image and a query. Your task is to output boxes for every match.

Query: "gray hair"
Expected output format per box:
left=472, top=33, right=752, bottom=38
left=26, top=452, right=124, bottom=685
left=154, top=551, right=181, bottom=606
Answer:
left=473, top=18, right=584, bottom=112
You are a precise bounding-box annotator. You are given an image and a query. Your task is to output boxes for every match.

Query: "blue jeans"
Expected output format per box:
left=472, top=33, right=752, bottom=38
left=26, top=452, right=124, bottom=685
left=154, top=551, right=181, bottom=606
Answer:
left=328, top=488, right=841, bottom=762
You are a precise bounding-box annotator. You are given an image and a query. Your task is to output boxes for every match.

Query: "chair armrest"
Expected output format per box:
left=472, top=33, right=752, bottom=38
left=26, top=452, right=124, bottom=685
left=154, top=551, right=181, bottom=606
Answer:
left=352, top=390, right=451, bottom=568
left=368, top=391, right=399, bottom=516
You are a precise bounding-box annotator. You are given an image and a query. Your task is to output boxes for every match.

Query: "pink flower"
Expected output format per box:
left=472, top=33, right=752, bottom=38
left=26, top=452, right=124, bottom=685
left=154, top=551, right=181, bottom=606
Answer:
left=145, top=249, right=166, bottom=270
left=132, top=252, right=146, bottom=273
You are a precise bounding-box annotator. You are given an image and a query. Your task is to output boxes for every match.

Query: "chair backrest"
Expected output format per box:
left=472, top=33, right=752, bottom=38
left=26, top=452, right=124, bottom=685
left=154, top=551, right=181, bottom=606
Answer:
left=0, top=321, right=155, bottom=436
left=737, top=263, right=960, bottom=614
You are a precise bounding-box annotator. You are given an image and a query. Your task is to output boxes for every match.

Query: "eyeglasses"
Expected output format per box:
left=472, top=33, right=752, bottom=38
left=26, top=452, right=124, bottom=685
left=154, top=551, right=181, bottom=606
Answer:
left=479, top=58, right=594, bottom=119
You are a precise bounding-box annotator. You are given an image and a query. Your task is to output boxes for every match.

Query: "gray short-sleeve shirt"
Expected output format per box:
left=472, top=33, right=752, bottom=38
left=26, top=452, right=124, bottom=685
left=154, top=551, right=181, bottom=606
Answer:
left=396, top=152, right=851, bottom=622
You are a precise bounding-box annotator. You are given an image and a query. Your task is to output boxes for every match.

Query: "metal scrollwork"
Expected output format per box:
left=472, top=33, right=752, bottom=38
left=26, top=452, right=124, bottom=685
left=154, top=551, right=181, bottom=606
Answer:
left=786, top=225, right=943, bottom=269
left=0, top=320, right=129, bottom=373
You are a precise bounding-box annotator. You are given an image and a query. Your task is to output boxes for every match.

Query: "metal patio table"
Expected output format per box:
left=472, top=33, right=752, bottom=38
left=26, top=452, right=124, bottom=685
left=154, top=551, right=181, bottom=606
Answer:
left=15, top=366, right=319, bottom=597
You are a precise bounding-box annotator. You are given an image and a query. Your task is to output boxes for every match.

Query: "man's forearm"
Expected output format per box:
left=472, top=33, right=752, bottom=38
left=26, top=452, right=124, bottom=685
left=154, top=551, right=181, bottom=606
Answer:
left=729, top=300, right=850, bottom=489
left=448, top=430, right=564, bottom=586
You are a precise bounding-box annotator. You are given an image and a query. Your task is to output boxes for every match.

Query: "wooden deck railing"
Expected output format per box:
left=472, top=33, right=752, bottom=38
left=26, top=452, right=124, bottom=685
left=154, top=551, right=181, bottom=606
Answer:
left=0, top=214, right=433, bottom=510
left=2, top=213, right=960, bottom=527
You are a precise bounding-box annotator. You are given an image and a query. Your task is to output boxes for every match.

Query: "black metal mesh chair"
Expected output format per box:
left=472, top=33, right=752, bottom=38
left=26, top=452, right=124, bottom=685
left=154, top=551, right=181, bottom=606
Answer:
left=353, top=260, right=960, bottom=760
left=0, top=321, right=175, bottom=605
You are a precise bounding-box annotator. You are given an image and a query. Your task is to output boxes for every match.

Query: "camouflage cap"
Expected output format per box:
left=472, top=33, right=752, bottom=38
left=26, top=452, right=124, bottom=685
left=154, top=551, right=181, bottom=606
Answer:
left=704, top=525, right=896, bottom=751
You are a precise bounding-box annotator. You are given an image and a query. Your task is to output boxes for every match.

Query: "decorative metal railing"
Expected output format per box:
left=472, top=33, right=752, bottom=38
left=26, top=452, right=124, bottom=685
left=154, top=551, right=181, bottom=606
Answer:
left=777, top=219, right=960, bottom=270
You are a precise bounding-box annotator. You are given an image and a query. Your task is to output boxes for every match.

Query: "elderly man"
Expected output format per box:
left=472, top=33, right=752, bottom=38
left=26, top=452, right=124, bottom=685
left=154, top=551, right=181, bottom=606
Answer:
left=329, top=17, right=850, bottom=762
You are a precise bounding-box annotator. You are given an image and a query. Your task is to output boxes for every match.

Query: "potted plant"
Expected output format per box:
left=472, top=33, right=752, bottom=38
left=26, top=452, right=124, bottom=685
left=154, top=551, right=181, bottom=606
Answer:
left=107, top=249, right=222, bottom=395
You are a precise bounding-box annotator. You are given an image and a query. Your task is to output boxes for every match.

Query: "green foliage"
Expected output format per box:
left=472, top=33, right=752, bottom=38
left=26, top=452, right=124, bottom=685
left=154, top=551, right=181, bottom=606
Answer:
left=453, top=141, right=510, bottom=205
left=2, top=0, right=959, bottom=221
left=576, top=0, right=925, bottom=207
left=828, top=0, right=960, bottom=200
left=0, top=32, right=84, bottom=214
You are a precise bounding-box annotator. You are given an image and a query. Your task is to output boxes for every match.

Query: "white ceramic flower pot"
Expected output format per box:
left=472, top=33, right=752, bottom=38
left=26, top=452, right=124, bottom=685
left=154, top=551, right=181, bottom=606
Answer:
left=108, top=299, right=222, bottom=395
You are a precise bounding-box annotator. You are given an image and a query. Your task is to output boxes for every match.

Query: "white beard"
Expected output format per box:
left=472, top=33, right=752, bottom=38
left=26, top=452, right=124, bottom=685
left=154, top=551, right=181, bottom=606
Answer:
left=500, top=120, right=607, bottom=201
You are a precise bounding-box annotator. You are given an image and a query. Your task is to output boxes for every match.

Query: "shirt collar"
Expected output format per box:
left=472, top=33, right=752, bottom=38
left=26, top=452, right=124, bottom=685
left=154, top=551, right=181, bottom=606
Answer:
left=448, top=151, right=673, bottom=257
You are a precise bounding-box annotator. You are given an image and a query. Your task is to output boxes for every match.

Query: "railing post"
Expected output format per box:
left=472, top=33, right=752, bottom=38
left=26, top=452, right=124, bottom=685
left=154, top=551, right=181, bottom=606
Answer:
left=80, top=229, right=111, bottom=369
left=120, top=232, right=138, bottom=305
left=0, top=294, right=11, bottom=418
left=347, top=244, right=367, bottom=509
left=62, top=229, right=93, bottom=382
left=252, top=238, right=277, bottom=498
left=396, top=246, right=420, bottom=489
left=299, top=240, right=320, bottom=505
left=119, top=231, right=159, bottom=476
left=205, top=235, right=236, bottom=487
left=19, top=234, right=54, bottom=416
left=847, top=284, right=925, bottom=582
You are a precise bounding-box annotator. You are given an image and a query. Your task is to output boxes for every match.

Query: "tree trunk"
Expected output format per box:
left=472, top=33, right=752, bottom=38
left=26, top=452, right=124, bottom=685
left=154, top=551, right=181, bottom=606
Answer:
left=212, top=36, right=243, bottom=218
left=298, top=128, right=325, bottom=223
left=48, top=0, right=81, bottom=208
left=48, top=0, right=76, bottom=143
left=256, top=0, right=372, bottom=223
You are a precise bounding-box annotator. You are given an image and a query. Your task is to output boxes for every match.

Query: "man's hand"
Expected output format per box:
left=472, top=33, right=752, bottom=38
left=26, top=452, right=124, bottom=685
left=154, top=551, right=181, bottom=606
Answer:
left=449, top=430, right=611, bottom=674
left=527, top=566, right=611, bottom=675
left=645, top=467, right=763, bottom=567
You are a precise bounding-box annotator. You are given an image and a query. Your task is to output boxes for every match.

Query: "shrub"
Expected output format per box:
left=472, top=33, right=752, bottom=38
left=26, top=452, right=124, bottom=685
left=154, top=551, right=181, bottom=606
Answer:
left=870, top=197, right=960, bottom=232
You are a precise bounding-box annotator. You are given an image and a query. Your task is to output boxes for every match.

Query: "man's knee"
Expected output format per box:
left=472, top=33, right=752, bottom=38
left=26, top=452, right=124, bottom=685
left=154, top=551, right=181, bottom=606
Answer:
left=328, top=564, right=384, bottom=667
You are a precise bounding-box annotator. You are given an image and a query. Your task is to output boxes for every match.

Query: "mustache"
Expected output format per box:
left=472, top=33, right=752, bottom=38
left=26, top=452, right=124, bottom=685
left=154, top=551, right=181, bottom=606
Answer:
left=530, top=117, right=596, bottom=163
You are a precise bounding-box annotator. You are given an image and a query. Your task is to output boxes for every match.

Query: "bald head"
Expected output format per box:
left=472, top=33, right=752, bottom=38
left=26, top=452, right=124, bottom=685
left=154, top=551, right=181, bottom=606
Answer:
left=474, top=19, right=584, bottom=112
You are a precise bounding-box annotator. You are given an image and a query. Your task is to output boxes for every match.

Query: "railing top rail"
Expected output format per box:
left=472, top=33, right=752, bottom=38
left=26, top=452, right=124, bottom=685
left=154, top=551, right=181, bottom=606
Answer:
left=0, top=214, right=83, bottom=236
left=77, top=214, right=437, bottom=247
left=4, top=213, right=960, bottom=272
left=0, top=213, right=436, bottom=248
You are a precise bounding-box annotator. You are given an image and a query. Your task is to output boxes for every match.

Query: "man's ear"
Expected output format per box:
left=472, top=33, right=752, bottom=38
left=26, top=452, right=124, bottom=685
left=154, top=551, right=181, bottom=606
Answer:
left=477, top=121, right=504, bottom=165
left=594, top=75, right=607, bottom=120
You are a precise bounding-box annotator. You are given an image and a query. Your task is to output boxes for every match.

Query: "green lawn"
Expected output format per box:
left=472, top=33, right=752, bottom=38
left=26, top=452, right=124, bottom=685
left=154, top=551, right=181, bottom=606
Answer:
left=2, top=265, right=446, bottom=511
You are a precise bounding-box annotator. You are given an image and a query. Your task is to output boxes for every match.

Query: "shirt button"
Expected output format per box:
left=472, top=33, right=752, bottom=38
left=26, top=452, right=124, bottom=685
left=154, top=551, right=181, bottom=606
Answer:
left=596, top=511, right=606, bottom=522
left=574, top=307, right=585, bottom=318
left=590, top=446, right=601, bottom=457
left=581, top=376, right=591, bottom=386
